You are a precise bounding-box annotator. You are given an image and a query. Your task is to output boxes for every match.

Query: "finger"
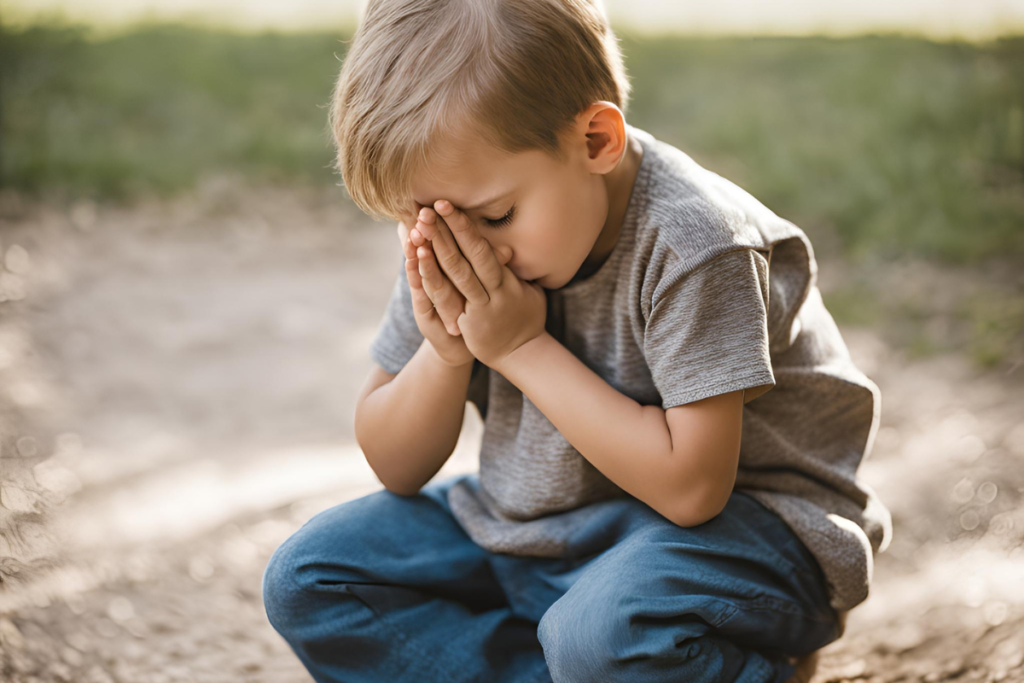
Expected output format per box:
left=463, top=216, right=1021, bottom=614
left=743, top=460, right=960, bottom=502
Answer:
left=397, top=220, right=411, bottom=253
left=416, top=244, right=465, bottom=336
left=434, top=200, right=504, bottom=296
left=416, top=207, right=490, bottom=305
left=402, top=230, right=416, bottom=261
left=403, top=231, right=432, bottom=296
left=405, top=254, right=438, bottom=318
left=410, top=226, right=427, bottom=248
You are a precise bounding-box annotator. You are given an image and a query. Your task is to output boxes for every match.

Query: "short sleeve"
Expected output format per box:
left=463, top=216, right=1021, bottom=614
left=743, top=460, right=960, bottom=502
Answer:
left=368, top=254, right=424, bottom=374
left=643, top=247, right=775, bottom=409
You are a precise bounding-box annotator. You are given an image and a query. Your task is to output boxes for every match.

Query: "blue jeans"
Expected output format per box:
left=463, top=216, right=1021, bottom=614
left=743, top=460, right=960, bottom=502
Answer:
left=262, top=472, right=841, bottom=683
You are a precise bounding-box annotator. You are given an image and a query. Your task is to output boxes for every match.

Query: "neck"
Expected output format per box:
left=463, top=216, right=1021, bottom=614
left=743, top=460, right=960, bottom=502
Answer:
left=570, top=131, right=644, bottom=284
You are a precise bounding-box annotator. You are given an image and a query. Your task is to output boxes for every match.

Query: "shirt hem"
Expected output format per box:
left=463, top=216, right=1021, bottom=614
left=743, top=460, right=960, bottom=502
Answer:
left=369, top=342, right=420, bottom=375
left=659, top=371, right=776, bottom=408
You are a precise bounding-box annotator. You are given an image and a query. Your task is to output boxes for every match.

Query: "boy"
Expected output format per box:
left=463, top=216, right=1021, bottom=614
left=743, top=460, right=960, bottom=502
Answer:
left=262, top=0, right=892, bottom=681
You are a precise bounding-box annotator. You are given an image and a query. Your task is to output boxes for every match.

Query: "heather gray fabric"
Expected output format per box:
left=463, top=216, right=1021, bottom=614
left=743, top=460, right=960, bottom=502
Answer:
left=368, top=124, right=891, bottom=612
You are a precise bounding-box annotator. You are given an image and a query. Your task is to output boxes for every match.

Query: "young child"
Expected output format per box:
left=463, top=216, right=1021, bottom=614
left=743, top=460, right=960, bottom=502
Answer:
left=262, top=0, right=892, bottom=681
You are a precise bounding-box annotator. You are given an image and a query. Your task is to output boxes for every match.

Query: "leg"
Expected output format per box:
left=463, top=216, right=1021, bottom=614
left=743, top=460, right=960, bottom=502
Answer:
left=262, top=473, right=551, bottom=683
left=536, top=491, right=842, bottom=683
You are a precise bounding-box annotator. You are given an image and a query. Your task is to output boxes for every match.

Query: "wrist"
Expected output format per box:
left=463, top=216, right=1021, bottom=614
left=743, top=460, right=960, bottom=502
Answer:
left=423, top=339, right=475, bottom=371
left=493, top=331, right=551, bottom=376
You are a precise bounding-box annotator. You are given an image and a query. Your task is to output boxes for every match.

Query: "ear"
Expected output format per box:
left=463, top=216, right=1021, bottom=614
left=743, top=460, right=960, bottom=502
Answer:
left=575, top=102, right=627, bottom=176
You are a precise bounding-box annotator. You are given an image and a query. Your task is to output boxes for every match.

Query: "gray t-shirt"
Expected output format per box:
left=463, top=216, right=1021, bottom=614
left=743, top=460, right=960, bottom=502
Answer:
left=368, top=124, right=892, bottom=612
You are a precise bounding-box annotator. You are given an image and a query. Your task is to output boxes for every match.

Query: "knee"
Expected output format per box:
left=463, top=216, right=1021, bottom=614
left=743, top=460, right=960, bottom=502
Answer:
left=538, top=594, right=643, bottom=683
left=261, top=505, right=359, bottom=635
left=262, top=533, right=309, bottom=636
left=537, top=594, right=718, bottom=683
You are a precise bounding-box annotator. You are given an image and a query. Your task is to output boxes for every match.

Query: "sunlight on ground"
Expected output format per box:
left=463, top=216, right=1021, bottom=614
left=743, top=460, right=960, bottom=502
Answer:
left=51, top=416, right=482, bottom=553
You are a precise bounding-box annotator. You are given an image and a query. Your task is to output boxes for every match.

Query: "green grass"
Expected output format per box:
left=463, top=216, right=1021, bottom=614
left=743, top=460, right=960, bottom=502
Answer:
left=2, top=23, right=1023, bottom=268
left=0, top=23, right=349, bottom=199
left=621, top=34, right=1024, bottom=265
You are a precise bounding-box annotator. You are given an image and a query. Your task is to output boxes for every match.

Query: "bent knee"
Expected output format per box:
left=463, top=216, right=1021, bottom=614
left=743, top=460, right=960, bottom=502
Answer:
left=262, top=536, right=308, bottom=634
left=261, top=498, right=390, bottom=633
left=261, top=516, right=354, bottom=632
left=538, top=596, right=750, bottom=683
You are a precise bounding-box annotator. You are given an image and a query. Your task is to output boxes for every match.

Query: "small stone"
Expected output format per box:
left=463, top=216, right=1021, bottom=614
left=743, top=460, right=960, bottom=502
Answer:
left=0, top=617, right=26, bottom=649
left=0, top=484, right=38, bottom=513
left=952, top=478, right=975, bottom=504
left=61, top=646, right=85, bottom=667
left=982, top=601, right=1008, bottom=626
left=976, top=482, right=998, bottom=504
left=4, top=244, right=31, bottom=274
left=15, top=436, right=39, bottom=458
left=188, top=555, right=216, bottom=582
left=47, top=661, right=73, bottom=682
left=960, top=509, right=981, bottom=531
left=106, top=596, right=135, bottom=623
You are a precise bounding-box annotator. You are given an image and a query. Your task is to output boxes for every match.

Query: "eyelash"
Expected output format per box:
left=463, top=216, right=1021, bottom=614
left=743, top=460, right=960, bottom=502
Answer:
left=485, top=204, right=515, bottom=229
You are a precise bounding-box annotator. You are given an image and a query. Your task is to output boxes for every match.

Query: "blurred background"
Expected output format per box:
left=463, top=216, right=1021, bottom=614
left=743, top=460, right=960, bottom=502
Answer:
left=0, top=0, right=1022, bottom=681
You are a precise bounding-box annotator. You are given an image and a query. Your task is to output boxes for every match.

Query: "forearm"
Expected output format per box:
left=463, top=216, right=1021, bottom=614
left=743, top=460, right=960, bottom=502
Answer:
left=493, top=332, right=685, bottom=522
left=355, top=340, right=474, bottom=495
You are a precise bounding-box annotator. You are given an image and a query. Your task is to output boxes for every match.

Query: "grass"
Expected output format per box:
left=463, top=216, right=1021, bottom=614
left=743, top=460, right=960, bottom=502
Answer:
left=2, top=23, right=1022, bottom=265
left=2, top=22, right=1022, bottom=366
left=620, top=33, right=1024, bottom=266
left=0, top=23, right=348, bottom=199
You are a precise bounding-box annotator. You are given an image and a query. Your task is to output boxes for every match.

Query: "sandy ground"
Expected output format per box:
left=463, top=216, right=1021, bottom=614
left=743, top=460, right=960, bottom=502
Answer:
left=0, top=181, right=1022, bottom=682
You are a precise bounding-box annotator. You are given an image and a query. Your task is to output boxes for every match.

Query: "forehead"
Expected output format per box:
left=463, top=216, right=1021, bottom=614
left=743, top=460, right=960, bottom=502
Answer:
left=409, top=133, right=556, bottom=210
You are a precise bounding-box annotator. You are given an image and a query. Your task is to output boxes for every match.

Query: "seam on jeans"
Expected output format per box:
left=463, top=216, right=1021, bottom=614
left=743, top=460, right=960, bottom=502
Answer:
left=344, top=584, right=473, bottom=683
left=724, top=591, right=839, bottom=625
left=706, top=601, right=741, bottom=629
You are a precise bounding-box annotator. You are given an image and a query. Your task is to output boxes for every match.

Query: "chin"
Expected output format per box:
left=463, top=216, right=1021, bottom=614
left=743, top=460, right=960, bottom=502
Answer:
left=538, top=272, right=565, bottom=290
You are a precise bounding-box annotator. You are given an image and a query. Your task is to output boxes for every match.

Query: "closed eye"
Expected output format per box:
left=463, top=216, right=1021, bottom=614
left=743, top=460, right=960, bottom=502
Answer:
left=484, top=204, right=515, bottom=229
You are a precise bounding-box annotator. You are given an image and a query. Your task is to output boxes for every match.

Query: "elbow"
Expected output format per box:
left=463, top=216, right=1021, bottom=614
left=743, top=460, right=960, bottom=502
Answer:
left=670, top=496, right=728, bottom=528
left=667, top=474, right=736, bottom=528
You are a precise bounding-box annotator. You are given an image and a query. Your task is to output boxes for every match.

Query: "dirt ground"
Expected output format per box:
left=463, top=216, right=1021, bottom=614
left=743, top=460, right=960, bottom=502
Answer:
left=0, top=181, right=1022, bottom=682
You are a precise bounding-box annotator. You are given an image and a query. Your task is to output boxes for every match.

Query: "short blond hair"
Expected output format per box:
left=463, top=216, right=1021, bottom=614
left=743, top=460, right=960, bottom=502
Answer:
left=328, top=0, right=632, bottom=223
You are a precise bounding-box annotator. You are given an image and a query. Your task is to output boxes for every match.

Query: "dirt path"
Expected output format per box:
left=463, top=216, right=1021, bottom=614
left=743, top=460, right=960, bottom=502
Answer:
left=1, top=183, right=1022, bottom=682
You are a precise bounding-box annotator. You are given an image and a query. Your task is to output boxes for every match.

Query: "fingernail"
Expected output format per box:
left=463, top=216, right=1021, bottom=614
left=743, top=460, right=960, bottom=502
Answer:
left=417, top=246, right=428, bottom=258
left=435, top=200, right=452, bottom=215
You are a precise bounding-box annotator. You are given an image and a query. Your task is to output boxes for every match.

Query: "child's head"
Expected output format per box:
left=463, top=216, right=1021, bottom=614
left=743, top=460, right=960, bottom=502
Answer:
left=330, top=0, right=636, bottom=289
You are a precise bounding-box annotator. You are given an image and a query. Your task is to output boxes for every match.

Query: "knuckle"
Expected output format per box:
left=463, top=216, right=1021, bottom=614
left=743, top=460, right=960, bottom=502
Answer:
left=437, top=284, right=461, bottom=306
left=440, top=252, right=464, bottom=276
left=470, top=241, right=490, bottom=261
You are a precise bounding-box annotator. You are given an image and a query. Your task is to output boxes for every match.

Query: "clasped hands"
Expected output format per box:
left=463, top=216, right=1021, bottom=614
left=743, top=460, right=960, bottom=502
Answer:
left=399, top=200, right=546, bottom=370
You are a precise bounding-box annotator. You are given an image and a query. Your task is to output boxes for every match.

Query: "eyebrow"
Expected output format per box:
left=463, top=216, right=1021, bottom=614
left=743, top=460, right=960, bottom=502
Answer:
left=417, top=191, right=511, bottom=213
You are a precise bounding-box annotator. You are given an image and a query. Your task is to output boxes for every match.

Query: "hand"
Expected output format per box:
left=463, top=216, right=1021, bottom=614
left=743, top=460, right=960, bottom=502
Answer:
left=396, top=216, right=474, bottom=368
left=414, top=200, right=546, bottom=369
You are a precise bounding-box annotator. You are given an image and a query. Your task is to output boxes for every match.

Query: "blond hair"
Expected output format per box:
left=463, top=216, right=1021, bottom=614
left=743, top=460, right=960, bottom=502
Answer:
left=328, top=0, right=632, bottom=223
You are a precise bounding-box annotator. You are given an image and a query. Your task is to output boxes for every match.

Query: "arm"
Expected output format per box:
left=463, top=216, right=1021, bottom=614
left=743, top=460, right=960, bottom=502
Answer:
left=407, top=201, right=755, bottom=523
left=354, top=340, right=474, bottom=496
left=493, top=332, right=743, bottom=527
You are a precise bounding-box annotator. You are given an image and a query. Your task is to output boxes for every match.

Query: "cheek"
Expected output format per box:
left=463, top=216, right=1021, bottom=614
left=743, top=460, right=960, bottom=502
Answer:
left=524, top=214, right=569, bottom=258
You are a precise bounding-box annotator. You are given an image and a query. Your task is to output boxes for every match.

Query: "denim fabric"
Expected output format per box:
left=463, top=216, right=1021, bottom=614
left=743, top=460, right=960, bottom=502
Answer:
left=262, top=472, right=841, bottom=683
